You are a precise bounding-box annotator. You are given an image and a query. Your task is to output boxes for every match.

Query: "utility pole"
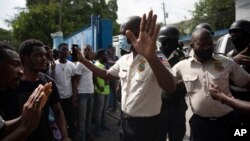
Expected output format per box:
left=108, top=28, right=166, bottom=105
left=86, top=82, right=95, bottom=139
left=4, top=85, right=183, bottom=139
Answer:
left=162, top=2, right=167, bottom=25
left=59, top=0, right=62, bottom=31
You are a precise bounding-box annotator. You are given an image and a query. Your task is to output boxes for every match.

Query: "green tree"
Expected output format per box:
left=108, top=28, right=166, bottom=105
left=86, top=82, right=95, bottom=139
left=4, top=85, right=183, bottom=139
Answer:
left=10, top=0, right=119, bottom=45
left=11, top=3, right=59, bottom=44
left=190, top=0, right=235, bottom=33
left=0, top=28, right=19, bottom=49
left=26, top=0, right=50, bottom=8
left=0, top=28, right=12, bottom=44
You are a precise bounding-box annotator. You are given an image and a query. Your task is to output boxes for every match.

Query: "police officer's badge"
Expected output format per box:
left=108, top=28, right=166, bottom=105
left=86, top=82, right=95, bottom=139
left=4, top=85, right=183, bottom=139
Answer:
left=213, top=61, right=224, bottom=72
left=138, top=59, right=146, bottom=72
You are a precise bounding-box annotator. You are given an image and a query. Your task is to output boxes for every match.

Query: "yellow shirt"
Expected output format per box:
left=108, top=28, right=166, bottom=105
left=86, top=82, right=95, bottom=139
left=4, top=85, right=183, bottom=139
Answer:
left=94, top=61, right=110, bottom=95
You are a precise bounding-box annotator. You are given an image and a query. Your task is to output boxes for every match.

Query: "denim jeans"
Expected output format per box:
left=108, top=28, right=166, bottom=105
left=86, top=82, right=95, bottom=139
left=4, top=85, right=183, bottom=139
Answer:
left=60, top=96, right=76, bottom=139
left=77, top=94, right=94, bottom=141
left=95, top=94, right=109, bottom=132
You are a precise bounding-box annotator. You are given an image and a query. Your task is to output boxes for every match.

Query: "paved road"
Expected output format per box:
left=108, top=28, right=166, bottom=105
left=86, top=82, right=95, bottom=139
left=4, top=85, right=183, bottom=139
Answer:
left=93, top=98, right=192, bottom=141
left=93, top=111, right=120, bottom=141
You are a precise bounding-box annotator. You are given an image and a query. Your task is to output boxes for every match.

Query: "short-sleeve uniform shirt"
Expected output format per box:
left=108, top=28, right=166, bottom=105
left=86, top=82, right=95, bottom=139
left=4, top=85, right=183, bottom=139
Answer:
left=172, top=54, right=250, bottom=117
left=108, top=53, right=170, bottom=117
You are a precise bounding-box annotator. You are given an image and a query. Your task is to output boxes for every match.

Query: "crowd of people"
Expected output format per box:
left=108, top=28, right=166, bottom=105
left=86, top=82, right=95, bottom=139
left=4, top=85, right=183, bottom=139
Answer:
left=1, top=10, right=250, bottom=141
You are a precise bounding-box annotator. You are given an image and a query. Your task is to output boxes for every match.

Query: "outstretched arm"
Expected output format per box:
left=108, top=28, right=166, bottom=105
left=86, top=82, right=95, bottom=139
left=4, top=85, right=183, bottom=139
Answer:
left=126, top=10, right=176, bottom=93
left=209, top=84, right=250, bottom=115
left=76, top=51, right=117, bottom=80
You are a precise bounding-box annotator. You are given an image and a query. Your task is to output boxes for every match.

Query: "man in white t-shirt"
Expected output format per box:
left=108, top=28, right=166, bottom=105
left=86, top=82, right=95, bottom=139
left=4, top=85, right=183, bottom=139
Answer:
left=53, top=43, right=76, bottom=139
left=74, top=46, right=95, bottom=141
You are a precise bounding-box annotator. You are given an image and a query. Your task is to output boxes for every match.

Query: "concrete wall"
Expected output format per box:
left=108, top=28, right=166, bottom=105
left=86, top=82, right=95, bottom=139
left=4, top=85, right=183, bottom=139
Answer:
left=236, top=0, right=250, bottom=20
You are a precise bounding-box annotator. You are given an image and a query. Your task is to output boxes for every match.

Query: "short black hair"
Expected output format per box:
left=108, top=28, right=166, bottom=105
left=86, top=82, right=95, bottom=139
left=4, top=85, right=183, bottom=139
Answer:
left=43, top=45, right=52, bottom=51
left=120, top=16, right=141, bottom=35
left=58, top=43, right=68, bottom=50
left=108, top=45, right=114, bottom=49
left=0, top=41, right=15, bottom=62
left=53, top=49, right=59, bottom=59
left=96, top=49, right=106, bottom=60
left=19, top=39, right=44, bottom=57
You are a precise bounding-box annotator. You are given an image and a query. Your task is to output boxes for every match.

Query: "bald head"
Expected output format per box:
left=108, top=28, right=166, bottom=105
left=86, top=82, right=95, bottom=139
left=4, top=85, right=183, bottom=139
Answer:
left=191, top=28, right=213, bottom=43
left=120, top=16, right=141, bottom=36
left=191, top=28, right=214, bottom=62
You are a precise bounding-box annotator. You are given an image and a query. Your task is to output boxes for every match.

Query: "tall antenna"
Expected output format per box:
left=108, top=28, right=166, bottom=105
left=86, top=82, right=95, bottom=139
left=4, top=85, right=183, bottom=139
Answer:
left=162, top=2, right=168, bottom=25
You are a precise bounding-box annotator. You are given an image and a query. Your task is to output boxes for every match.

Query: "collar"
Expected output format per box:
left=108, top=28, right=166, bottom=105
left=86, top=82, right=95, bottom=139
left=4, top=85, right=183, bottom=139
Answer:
left=96, top=60, right=105, bottom=66
left=168, top=50, right=179, bottom=60
left=127, top=53, right=146, bottom=67
left=188, top=53, right=219, bottom=64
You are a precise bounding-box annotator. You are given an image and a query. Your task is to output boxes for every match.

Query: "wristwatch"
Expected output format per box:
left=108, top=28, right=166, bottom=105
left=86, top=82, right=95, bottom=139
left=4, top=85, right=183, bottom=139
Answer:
left=0, top=116, right=5, bottom=130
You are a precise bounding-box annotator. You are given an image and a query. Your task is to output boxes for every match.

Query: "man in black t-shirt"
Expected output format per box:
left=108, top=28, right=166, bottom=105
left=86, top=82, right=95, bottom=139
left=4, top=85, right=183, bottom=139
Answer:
left=18, top=39, right=71, bottom=141
left=0, top=90, right=19, bottom=120
left=0, top=41, right=52, bottom=141
left=18, top=73, right=61, bottom=141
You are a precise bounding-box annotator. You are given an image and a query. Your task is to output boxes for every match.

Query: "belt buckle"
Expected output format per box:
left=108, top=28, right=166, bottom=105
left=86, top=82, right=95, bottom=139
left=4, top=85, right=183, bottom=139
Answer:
left=210, top=117, right=217, bottom=121
left=123, top=113, right=130, bottom=119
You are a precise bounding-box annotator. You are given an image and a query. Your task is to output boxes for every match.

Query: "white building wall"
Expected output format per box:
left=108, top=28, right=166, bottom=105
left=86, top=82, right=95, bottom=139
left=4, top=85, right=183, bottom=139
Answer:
left=236, top=0, right=250, bottom=20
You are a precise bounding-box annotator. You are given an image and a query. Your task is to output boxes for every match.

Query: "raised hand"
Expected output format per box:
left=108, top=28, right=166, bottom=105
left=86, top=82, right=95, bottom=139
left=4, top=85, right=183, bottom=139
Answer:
left=76, top=47, right=85, bottom=62
left=233, top=47, right=250, bottom=65
left=40, top=82, right=52, bottom=110
left=126, top=10, right=160, bottom=59
left=209, top=84, right=229, bottom=102
left=21, top=83, right=52, bottom=131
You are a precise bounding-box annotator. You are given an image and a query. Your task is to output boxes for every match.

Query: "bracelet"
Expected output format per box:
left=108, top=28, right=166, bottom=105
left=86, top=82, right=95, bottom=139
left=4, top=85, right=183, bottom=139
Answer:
left=0, top=116, right=5, bottom=129
left=0, top=116, right=6, bottom=134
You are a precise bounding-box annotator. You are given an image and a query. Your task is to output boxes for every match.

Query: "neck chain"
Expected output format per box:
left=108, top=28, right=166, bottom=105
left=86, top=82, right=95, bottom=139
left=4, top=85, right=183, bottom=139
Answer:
left=60, top=63, right=66, bottom=71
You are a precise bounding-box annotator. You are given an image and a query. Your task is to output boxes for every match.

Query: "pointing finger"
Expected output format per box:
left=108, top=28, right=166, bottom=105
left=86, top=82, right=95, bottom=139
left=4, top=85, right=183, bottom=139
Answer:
left=140, top=14, right=146, bottom=32
left=145, top=10, right=153, bottom=32
left=149, top=14, right=157, bottom=36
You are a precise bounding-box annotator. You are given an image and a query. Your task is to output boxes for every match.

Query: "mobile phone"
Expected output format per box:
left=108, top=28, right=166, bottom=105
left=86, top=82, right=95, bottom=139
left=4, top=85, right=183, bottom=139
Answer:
left=72, top=44, right=79, bottom=62
left=72, top=44, right=79, bottom=49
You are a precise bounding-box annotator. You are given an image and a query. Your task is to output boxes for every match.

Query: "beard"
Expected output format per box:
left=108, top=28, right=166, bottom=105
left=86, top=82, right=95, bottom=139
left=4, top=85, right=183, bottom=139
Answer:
left=194, top=48, right=214, bottom=61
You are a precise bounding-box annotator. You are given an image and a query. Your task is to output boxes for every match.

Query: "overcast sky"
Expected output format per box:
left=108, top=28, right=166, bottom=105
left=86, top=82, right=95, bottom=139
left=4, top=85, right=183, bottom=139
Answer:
left=0, top=0, right=197, bottom=30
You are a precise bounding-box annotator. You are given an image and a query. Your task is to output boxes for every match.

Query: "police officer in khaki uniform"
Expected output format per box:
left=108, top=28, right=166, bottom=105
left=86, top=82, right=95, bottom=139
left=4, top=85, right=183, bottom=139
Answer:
left=76, top=11, right=176, bottom=141
left=156, top=26, right=187, bottom=141
left=172, top=28, right=250, bottom=141
left=227, top=20, right=250, bottom=138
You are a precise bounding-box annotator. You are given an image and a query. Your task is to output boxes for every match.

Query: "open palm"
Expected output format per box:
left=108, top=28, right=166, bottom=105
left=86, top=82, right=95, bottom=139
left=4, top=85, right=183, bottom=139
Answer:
left=126, top=10, right=160, bottom=59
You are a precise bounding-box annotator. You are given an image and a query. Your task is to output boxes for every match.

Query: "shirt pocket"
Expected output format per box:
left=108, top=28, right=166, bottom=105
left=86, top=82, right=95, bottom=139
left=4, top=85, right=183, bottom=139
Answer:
left=135, top=70, right=149, bottom=82
left=119, top=70, right=128, bottom=79
left=208, top=73, right=229, bottom=91
left=182, top=74, right=198, bottom=93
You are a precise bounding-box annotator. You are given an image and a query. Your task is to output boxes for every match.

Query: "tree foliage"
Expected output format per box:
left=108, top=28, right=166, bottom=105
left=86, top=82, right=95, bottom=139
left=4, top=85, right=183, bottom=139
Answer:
left=0, top=28, right=12, bottom=44
left=11, top=3, right=59, bottom=45
left=10, top=0, right=119, bottom=45
left=190, top=0, right=235, bottom=32
left=0, top=28, right=19, bottom=49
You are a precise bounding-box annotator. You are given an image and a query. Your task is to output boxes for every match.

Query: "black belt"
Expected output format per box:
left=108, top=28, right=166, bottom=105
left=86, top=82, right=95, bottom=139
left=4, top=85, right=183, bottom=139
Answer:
left=193, top=111, right=238, bottom=122
left=121, top=112, right=159, bottom=120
